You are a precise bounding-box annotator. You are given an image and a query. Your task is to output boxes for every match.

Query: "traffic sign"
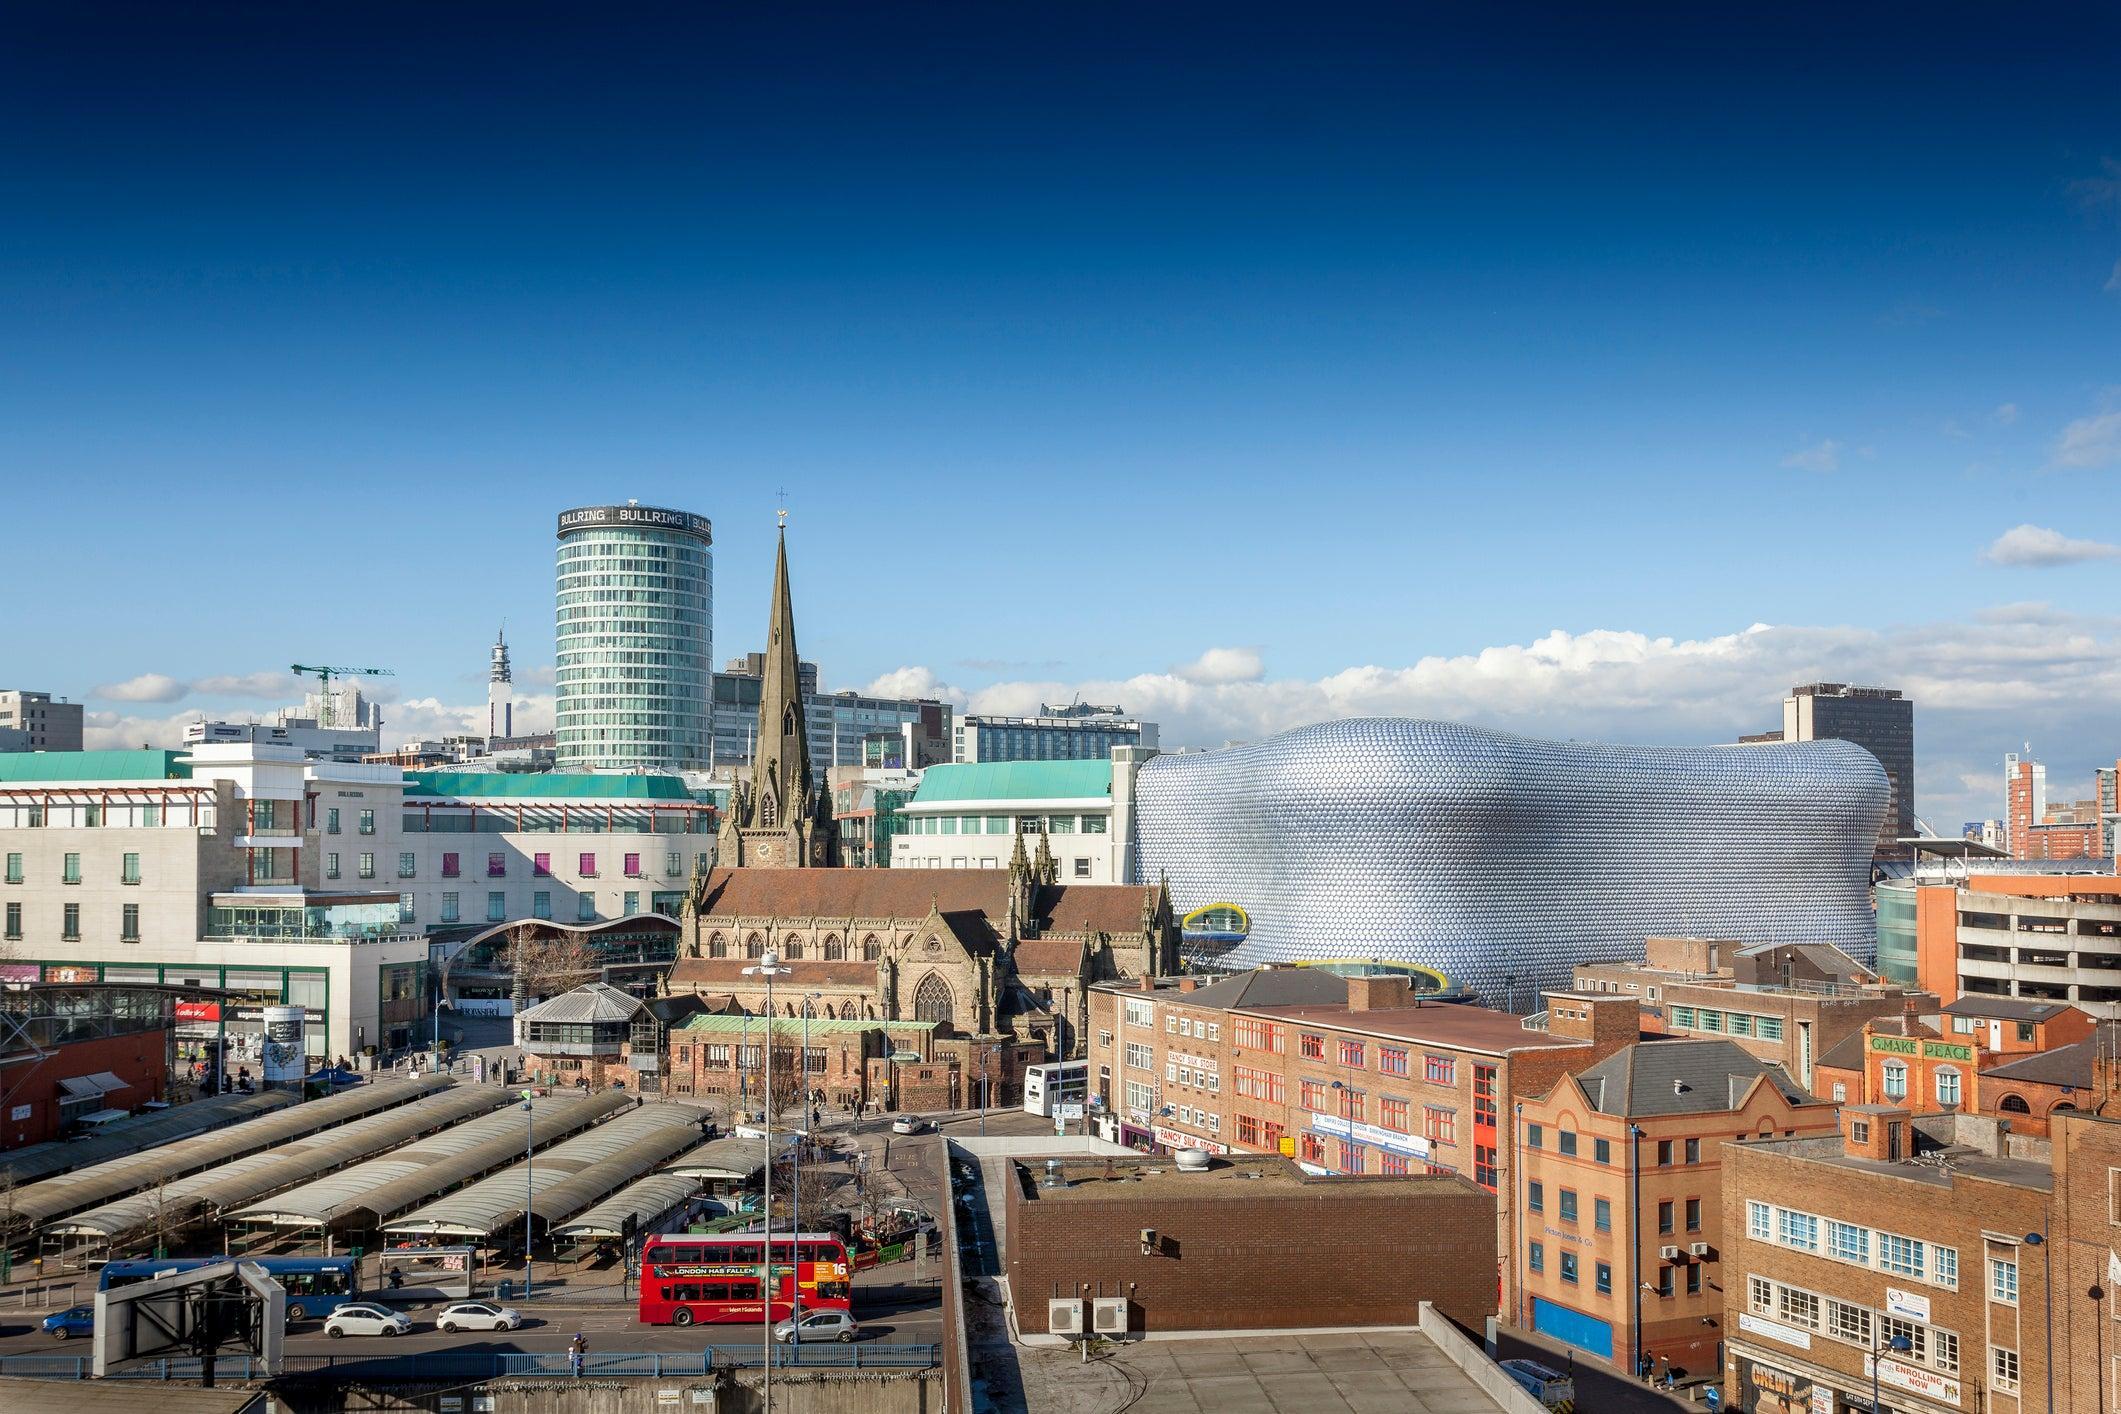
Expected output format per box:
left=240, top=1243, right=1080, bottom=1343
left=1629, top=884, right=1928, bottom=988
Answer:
left=1055, top=1102, right=1086, bottom=1119
left=890, top=1051, right=923, bottom=1063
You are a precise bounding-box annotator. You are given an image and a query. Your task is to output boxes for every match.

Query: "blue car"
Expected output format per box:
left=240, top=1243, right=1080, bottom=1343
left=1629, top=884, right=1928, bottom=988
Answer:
left=43, top=1305, right=94, bottom=1340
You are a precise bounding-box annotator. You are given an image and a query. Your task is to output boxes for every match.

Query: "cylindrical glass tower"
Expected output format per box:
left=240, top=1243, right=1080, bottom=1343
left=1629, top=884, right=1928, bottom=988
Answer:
left=554, top=503, right=714, bottom=772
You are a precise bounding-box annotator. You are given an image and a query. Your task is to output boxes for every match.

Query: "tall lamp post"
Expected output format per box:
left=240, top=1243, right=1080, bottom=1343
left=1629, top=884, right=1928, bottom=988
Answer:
left=792, top=992, right=819, bottom=1318
left=743, top=950, right=791, bottom=1413
left=519, top=1090, right=536, bottom=1299
left=2024, top=1220, right=2055, bottom=1414
left=1628, top=1125, right=1645, bottom=1381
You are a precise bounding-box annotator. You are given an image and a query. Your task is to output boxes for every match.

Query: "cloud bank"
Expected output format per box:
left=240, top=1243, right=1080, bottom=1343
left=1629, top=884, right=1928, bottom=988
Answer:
left=1984, top=524, right=2121, bottom=568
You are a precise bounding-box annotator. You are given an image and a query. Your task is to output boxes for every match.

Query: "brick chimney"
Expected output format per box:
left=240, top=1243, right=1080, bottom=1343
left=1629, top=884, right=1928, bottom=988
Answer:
left=1842, top=1105, right=1911, bottom=1162
left=1177, top=977, right=1198, bottom=994
left=1542, top=992, right=1640, bottom=1056
left=1137, top=974, right=1156, bottom=992
left=1346, top=974, right=1414, bottom=1012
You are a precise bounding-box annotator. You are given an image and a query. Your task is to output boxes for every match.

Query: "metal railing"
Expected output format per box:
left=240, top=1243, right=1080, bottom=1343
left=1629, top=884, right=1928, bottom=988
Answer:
left=0, top=1344, right=941, bottom=1382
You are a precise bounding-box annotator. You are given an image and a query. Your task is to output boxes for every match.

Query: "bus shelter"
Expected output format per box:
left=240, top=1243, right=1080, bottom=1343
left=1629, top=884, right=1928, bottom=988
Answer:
left=4, top=1076, right=454, bottom=1258
left=227, top=1090, right=631, bottom=1253
left=42, top=1087, right=509, bottom=1266
left=381, top=1102, right=707, bottom=1255
left=549, top=1172, right=716, bottom=1260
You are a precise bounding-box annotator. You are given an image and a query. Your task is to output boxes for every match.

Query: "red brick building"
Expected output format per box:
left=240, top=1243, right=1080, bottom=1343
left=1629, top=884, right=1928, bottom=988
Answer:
left=1977, top=1019, right=2121, bottom=1136
left=1721, top=1109, right=2054, bottom=1414
left=1513, top=1039, right=1839, bottom=1381
left=1, top=983, right=175, bottom=1149
left=1085, top=969, right=1642, bottom=1305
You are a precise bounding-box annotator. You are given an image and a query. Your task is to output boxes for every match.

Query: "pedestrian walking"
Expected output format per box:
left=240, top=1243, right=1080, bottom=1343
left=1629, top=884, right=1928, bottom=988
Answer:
left=569, top=1332, right=587, bottom=1377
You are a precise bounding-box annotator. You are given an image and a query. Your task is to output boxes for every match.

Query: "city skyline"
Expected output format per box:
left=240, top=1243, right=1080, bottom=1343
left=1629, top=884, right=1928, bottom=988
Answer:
left=3, top=4, right=2118, bottom=826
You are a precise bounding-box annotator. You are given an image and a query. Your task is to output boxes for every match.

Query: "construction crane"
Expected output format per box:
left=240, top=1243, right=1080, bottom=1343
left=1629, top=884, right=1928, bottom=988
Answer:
left=289, top=664, right=394, bottom=728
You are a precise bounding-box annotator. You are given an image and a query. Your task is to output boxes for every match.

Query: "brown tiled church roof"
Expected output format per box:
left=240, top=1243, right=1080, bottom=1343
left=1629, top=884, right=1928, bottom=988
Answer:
left=686, top=867, right=1156, bottom=940
left=668, top=957, right=880, bottom=989
left=1012, top=936, right=1089, bottom=975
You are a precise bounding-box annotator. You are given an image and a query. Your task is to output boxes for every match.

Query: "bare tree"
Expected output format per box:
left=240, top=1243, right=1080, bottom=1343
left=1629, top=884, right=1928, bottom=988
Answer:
left=504, top=924, right=601, bottom=1006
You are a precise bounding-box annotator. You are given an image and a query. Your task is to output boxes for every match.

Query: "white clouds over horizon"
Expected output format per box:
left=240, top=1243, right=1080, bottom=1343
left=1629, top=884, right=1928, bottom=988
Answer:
left=867, top=608, right=2121, bottom=830
left=1780, top=438, right=1842, bottom=473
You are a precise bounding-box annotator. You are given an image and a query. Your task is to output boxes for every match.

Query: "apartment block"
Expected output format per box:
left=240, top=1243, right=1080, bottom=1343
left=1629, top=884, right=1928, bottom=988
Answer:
left=1907, top=872, right=2121, bottom=1011
left=0, top=689, right=84, bottom=752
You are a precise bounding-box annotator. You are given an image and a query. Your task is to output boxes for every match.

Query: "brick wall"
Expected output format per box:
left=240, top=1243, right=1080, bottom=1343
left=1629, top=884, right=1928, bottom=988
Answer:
left=2, top=1030, right=171, bottom=1148
left=1005, top=1160, right=1497, bottom=1333
left=1720, top=1132, right=2050, bottom=1413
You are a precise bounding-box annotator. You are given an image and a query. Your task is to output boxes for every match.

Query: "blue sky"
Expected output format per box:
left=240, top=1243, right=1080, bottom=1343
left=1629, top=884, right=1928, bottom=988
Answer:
left=2, top=3, right=2117, bottom=824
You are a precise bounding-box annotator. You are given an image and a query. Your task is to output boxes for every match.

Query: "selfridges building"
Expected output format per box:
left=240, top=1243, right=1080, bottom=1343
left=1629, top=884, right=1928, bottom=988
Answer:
left=1134, top=718, right=1888, bottom=1006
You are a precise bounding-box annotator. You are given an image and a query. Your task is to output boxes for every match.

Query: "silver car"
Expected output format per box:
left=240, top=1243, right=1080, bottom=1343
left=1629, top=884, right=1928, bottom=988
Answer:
left=437, top=1301, right=522, bottom=1333
left=774, top=1308, right=859, bottom=1344
left=324, top=1303, right=414, bottom=1338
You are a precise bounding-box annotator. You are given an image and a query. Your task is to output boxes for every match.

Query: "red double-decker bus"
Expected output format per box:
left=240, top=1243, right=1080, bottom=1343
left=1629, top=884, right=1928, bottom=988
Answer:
left=637, top=1232, right=853, bottom=1327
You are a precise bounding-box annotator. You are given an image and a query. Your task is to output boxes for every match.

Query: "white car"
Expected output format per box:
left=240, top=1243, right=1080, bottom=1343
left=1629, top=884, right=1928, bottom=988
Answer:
left=890, top=1116, right=925, bottom=1135
left=324, top=1303, right=414, bottom=1338
left=774, top=1308, right=859, bottom=1344
left=437, top=1302, right=522, bottom=1333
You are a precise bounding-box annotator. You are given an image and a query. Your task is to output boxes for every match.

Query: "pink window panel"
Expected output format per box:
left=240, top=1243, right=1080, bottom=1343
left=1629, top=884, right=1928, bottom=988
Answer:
left=533, top=852, right=551, bottom=876
left=579, top=853, right=598, bottom=877
left=487, top=853, right=505, bottom=877
left=624, top=852, right=642, bottom=877
left=442, top=853, right=460, bottom=878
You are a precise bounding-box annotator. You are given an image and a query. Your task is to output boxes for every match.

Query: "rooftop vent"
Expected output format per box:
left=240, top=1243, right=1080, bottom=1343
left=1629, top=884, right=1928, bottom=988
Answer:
left=1041, top=1159, right=1068, bottom=1190
left=1174, top=1148, right=1210, bottom=1171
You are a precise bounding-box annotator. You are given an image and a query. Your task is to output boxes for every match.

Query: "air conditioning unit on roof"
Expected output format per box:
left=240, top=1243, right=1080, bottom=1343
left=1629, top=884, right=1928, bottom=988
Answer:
left=1092, top=1296, right=1131, bottom=1335
left=1048, top=1299, right=1085, bottom=1337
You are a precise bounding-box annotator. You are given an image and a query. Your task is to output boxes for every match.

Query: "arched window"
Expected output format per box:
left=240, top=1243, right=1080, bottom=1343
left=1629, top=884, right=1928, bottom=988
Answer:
left=862, top=934, right=879, bottom=961
left=783, top=936, right=803, bottom=959
left=2050, top=1101, right=2077, bottom=1114
left=839, top=1001, right=856, bottom=1020
left=744, top=932, right=763, bottom=959
left=1880, top=1062, right=1908, bottom=1102
left=913, top=973, right=954, bottom=1025
left=708, top=933, right=728, bottom=959
left=823, top=935, right=844, bottom=961
left=759, top=791, right=779, bottom=829
left=1999, top=1094, right=2031, bottom=1114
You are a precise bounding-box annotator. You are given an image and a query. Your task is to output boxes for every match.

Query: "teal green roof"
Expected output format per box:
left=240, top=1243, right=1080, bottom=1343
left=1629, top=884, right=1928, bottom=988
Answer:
left=909, top=760, right=1112, bottom=806
left=405, top=771, right=695, bottom=801
left=0, top=750, right=190, bottom=783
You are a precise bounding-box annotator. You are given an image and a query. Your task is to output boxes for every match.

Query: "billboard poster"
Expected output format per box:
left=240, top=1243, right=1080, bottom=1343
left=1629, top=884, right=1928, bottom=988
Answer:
left=1735, top=1357, right=1812, bottom=1414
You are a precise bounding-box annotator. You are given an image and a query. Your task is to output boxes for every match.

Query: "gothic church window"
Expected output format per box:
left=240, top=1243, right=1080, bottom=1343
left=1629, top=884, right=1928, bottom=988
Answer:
left=913, top=973, right=954, bottom=1025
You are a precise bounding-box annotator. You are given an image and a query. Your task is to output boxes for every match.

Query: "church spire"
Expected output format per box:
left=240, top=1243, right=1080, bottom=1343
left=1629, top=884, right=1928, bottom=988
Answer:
left=757, top=522, right=814, bottom=828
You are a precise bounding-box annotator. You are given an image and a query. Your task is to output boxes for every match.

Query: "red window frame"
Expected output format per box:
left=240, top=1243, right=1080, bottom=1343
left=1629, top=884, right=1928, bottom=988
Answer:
left=1338, top=1038, right=1366, bottom=1068
left=1378, top=1046, right=1409, bottom=1076
left=1299, top=1032, right=1325, bottom=1060
left=1424, top=1053, right=1457, bottom=1085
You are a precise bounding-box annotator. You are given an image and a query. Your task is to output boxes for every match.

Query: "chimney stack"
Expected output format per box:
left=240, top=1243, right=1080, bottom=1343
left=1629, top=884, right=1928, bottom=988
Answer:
left=1346, top=974, right=1414, bottom=1012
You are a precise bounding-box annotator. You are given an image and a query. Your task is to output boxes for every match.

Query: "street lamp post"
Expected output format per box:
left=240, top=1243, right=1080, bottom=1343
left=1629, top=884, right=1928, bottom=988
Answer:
left=519, top=1091, right=536, bottom=1300
left=743, top=950, right=791, bottom=1414
left=1871, top=1331, right=1913, bottom=1412
left=2025, top=1220, right=2055, bottom=1414
left=1628, top=1125, right=1645, bottom=1382
left=792, top=992, right=819, bottom=1319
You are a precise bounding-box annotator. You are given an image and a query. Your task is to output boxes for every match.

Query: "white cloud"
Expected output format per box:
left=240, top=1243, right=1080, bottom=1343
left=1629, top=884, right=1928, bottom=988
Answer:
left=1781, top=439, right=1842, bottom=473
left=2053, top=409, right=2121, bottom=469
left=1173, top=647, right=1264, bottom=685
left=1992, top=402, right=2020, bottom=425
left=864, top=666, right=962, bottom=702
left=191, top=671, right=302, bottom=699
left=1983, top=524, right=2121, bottom=568
left=877, top=608, right=2121, bottom=830
left=94, top=673, right=189, bottom=704
left=81, top=693, right=556, bottom=754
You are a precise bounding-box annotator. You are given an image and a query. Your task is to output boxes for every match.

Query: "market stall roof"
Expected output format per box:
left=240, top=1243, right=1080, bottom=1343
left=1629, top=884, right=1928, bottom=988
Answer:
left=383, top=1102, right=707, bottom=1239
left=551, top=1172, right=707, bottom=1241
left=663, top=1133, right=781, bottom=1182
left=49, top=1087, right=511, bottom=1244
left=0, top=1092, right=294, bottom=1187
left=231, top=1090, right=632, bottom=1231
left=1, top=1075, right=454, bottom=1238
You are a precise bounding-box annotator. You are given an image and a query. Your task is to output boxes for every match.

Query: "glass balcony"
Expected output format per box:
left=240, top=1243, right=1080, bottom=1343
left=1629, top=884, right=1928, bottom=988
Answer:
left=206, top=895, right=405, bottom=942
